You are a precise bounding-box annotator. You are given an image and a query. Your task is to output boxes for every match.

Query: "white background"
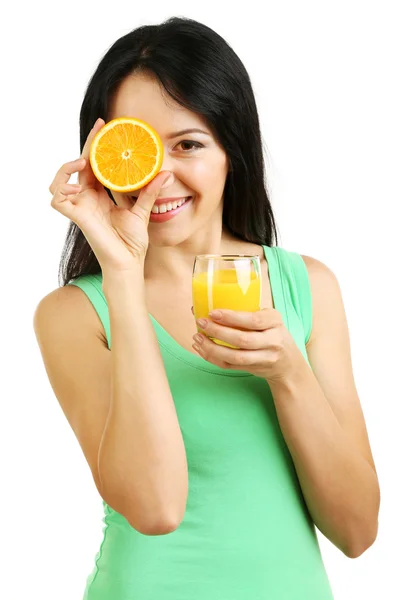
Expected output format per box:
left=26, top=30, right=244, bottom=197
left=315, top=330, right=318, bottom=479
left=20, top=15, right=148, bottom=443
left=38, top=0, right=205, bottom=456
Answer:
left=2, top=0, right=398, bottom=598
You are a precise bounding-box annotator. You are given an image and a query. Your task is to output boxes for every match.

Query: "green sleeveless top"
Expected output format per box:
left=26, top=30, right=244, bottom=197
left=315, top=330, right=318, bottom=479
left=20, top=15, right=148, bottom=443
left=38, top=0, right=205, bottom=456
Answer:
left=67, top=245, right=334, bottom=600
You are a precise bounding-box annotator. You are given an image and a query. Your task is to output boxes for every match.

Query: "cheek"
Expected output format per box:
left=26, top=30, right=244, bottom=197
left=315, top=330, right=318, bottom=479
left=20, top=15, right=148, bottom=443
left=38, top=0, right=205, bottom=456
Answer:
left=190, top=155, right=228, bottom=191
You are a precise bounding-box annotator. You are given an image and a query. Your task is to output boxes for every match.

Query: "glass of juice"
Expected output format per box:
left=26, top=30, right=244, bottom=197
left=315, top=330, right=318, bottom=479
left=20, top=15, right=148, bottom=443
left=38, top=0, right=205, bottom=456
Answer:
left=192, top=254, right=262, bottom=348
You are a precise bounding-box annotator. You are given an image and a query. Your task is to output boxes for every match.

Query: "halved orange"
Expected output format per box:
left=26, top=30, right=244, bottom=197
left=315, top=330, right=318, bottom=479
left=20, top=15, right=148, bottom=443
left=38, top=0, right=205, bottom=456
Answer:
left=89, top=117, right=164, bottom=192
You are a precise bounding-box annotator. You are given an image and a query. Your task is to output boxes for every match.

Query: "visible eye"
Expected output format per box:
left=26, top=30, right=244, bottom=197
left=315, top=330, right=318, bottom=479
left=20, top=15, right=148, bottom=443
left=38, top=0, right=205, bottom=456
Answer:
left=175, top=140, right=204, bottom=152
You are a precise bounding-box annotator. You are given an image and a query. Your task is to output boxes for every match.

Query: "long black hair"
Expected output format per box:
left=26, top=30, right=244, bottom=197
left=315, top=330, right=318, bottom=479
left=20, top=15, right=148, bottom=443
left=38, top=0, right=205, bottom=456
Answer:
left=59, top=16, right=279, bottom=286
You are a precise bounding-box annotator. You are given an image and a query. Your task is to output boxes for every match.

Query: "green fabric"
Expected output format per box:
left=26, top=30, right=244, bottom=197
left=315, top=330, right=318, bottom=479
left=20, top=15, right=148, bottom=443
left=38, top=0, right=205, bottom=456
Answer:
left=67, top=245, right=333, bottom=600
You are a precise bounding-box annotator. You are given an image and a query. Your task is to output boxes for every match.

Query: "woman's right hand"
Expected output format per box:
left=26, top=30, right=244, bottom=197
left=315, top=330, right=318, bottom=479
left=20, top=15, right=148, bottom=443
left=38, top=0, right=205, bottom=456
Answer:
left=49, top=118, right=170, bottom=273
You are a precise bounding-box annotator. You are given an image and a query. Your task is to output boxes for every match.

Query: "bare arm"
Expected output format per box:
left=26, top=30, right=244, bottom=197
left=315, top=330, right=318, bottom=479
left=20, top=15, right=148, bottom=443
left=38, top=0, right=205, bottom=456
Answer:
left=99, top=267, right=188, bottom=534
left=269, top=256, right=380, bottom=558
left=33, top=269, right=188, bottom=536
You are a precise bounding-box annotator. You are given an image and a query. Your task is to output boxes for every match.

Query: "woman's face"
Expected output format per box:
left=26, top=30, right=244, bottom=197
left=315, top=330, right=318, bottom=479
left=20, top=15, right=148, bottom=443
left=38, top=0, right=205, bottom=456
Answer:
left=108, top=72, right=229, bottom=246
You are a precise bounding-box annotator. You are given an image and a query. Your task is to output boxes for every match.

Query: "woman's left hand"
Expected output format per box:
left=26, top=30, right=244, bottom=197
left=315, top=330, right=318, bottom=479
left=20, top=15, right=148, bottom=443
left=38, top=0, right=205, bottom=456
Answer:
left=192, top=308, right=304, bottom=383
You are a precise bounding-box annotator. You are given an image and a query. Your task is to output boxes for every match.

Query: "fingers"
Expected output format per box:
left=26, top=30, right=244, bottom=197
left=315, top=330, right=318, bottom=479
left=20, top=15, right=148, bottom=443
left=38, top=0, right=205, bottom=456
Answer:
left=196, top=319, right=262, bottom=350
left=49, top=119, right=104, bottom=194
left=131, top=171, right=172, bottom=222
left=204, top=308, right=280, bottom=331
left=193, top=333, right=268, bottom=368
left=79, top=117, right=105, bottom=189
left=49, top=158, right=86, bottom=196
left=48, top=118, right=105, bottom=197
left=81, top=117, right=104, bottom=160
left=51, top=182, right=82, bottom=206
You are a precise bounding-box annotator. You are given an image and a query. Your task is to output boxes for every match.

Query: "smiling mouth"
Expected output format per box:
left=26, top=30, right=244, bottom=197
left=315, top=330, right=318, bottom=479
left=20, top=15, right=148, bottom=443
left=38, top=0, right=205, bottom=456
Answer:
left=130, top=196, right=193, bottom=214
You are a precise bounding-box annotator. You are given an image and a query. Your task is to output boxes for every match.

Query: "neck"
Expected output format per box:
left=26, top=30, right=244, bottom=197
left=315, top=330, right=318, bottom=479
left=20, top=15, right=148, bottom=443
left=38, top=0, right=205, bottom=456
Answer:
left=143, top=226, right=241, bottom=284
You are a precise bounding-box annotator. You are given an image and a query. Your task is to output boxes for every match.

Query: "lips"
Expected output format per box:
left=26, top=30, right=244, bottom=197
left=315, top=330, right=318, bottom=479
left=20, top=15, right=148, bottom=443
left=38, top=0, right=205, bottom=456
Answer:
left=149, top=196, right=193, bottom=222
left=131, top=195, right=192, bottom=206
left=150, top=196, right=191, bottom=214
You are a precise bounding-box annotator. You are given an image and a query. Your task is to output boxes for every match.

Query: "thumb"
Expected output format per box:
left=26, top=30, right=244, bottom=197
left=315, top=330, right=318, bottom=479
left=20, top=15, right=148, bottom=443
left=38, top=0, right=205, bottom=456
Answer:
left=131, top=170, right=171, bottom=219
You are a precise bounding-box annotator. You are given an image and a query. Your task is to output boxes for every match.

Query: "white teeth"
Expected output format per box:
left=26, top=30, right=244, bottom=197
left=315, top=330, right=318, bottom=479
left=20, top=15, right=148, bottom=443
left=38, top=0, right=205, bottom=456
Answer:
left=151, top=197, right=189, bottom=214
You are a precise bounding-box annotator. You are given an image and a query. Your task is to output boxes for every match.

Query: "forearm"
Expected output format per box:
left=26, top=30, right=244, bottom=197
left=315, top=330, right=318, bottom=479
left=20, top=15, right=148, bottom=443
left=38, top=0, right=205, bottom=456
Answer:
left=98, top=268, right=188, bottom=533
left=268, top=354, right=380, bottom=558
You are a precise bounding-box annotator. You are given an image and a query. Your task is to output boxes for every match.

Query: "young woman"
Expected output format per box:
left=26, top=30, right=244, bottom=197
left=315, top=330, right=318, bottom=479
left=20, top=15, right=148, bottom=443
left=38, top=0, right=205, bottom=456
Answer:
left=33, top=16, right=380, bottom=600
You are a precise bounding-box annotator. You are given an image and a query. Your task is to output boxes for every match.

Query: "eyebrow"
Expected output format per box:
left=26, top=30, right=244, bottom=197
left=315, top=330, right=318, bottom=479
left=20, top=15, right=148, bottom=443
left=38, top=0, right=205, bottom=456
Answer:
left=166, top=128, right=211, bottom=139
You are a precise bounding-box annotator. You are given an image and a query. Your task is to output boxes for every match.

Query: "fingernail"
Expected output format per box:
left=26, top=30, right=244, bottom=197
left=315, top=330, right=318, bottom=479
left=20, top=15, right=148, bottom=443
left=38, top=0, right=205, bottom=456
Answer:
left=197, top=318, right=207, bottom=328
left=209, top=310, right=222, bottom=320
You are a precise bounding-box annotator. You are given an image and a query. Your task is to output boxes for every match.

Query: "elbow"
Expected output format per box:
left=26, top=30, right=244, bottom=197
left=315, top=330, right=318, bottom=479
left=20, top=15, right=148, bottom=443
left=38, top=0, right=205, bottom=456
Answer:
left=100, top=476, right=188, bottom=536
left=128, top=491, right=188, bottom=536
left=124, top=495, right=187, bottom=536
left=128, top=512, right=183, bottom=536
left=344, top=522, right=379, bottom=559
left=344, top=488, right=380, bottom=559
left=101, top=490, right=184, bottom=536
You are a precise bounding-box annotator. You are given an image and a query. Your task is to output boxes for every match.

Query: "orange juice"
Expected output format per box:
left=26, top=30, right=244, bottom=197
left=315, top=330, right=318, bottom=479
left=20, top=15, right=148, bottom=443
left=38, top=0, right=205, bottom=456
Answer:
left=192, top=268, right=261, bottom=348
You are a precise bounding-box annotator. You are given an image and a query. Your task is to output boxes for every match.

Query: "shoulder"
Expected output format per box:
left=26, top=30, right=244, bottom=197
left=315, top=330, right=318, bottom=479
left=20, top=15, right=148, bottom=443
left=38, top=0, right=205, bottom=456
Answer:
left=33, top=284, right=106, bottom=345
left=300, top=253, right=340, bottom=290
left=34, top=284, right=81, bottom=319
left=300, top=253, right=335, bottom=277
left=299, top=254, right=344, bottom=347
left=34, top=283, right=91, bottom=321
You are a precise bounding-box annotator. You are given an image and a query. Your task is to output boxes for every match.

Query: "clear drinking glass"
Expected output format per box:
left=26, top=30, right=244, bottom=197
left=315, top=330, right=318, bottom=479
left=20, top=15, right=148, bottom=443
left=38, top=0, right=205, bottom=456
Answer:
left=192, top=254, right=262, bottom=348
